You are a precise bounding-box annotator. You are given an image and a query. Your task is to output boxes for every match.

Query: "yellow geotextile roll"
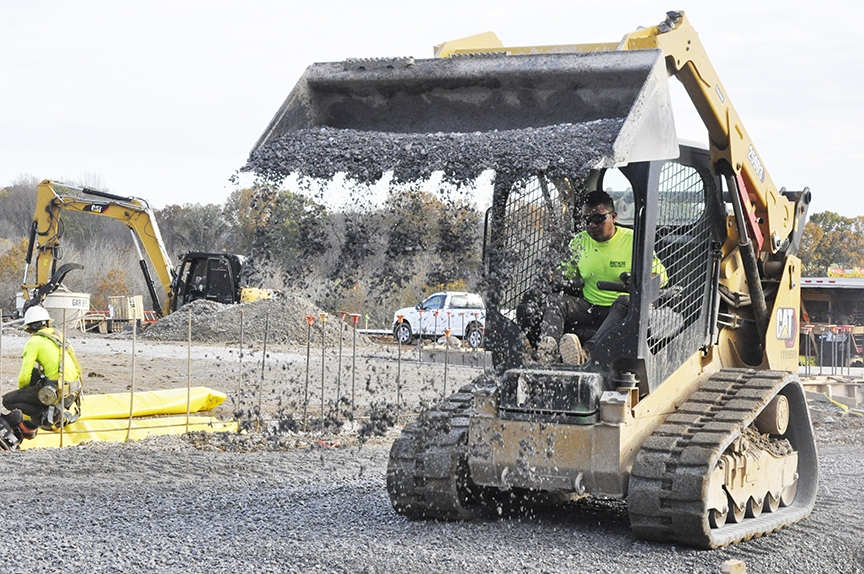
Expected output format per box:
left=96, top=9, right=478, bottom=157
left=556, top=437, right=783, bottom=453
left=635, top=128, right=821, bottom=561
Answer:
left=20, top=416, right=239, bottom=449
left=78, top=387, right=228, bottom=419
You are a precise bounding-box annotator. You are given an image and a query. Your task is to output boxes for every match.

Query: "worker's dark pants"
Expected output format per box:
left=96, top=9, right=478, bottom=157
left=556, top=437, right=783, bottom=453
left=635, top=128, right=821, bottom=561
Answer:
left=539, top=293, right=629, bottom=352
left=3, top=368, right=48, bottom=420
left=3, top=385, right=46, bottom=420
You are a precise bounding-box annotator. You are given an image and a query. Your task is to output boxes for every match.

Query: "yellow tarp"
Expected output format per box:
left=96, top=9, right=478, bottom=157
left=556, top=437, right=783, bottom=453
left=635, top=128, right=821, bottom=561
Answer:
left=21, top=416, right=238, bottom=449
left=18, top=386, right=236, bottom=450
left=79, top=386, right=227, bottom=419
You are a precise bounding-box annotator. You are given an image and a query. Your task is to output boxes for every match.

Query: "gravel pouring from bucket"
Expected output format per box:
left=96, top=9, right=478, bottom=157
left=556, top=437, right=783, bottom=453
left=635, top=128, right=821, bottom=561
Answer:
left=252, top=48, right=679, bottom=169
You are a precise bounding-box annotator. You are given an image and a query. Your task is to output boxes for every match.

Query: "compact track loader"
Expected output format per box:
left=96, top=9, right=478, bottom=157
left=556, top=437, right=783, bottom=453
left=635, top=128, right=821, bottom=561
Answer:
left=253, top=11, right=816, bottom=548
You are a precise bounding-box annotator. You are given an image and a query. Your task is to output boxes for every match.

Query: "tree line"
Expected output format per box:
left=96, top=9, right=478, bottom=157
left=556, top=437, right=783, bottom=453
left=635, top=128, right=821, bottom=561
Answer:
left=0, top=176, right=482, bottom=326
left=1, top=174, right=860, bottom=326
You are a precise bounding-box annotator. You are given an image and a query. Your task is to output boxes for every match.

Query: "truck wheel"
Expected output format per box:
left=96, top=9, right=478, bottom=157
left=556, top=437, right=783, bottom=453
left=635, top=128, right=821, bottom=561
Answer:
left=465, top=325, right=483, bottom=349
left=394, top=322, right=413, bottom=345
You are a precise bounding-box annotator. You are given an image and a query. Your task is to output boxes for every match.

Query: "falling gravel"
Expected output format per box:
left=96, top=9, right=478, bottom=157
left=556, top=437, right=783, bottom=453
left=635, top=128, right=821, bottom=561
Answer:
left=244, top=120, right=622, bottom=191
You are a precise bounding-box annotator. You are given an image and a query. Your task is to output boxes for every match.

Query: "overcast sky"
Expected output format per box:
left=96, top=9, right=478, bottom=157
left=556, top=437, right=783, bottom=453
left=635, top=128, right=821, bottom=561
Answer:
left=2, top=1, right=862, bottom=216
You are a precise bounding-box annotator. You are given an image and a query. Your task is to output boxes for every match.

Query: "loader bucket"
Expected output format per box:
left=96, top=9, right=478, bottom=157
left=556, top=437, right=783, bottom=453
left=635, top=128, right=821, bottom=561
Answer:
left=252, top=49, right=678, bottom=166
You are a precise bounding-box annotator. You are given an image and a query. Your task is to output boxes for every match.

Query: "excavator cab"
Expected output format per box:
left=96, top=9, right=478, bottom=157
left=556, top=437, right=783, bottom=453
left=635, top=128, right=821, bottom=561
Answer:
left=172, top=253, right=245, bottom=311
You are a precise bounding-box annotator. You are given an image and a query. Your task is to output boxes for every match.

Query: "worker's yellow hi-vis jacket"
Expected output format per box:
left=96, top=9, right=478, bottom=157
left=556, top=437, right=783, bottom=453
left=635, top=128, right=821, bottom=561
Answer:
left=17, top=327, right=82, bottom=388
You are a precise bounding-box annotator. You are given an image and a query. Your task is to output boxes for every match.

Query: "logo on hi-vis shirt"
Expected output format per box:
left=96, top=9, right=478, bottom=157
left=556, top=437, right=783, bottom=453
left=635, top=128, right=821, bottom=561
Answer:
left=775, top=308, right=797, bottom=348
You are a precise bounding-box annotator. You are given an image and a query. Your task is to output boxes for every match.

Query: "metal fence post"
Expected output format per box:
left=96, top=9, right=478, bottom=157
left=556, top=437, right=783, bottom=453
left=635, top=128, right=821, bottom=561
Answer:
left=443, top=328, right=451, bottom=400
left=319, top=312, right=327, bottom=427
left=304, top=316, right=315, bottom=431
left=337, top=312, right=346, bottom=418
left=350, top=313, right=360, bottom=422
left=186, top=307, right=192, bottom=433
left=126, top=315, right=137, bottom=442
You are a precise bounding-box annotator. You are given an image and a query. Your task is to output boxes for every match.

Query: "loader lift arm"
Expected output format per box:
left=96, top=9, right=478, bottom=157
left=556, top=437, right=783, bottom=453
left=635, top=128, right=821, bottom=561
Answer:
left=436, top=10, right=811, bottom=362
left=438, top=11, right=800, bottom=254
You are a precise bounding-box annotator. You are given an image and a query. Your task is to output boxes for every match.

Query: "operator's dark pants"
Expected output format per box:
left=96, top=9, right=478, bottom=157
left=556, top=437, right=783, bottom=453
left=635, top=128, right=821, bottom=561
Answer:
left=538, top=293, right=629, bottom=352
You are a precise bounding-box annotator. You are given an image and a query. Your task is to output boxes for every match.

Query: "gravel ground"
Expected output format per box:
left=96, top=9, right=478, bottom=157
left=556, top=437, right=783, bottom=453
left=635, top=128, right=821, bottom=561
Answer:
left=0, top=324, right=864, bottom=574
left=2, top=327, right=863, bottom=573
left=0, top=415, right=861, bottom=573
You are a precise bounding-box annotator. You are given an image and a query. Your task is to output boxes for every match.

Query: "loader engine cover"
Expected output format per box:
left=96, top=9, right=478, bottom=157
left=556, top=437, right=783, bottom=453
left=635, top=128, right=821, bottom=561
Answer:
left=499, top=368, right=603, bottom=424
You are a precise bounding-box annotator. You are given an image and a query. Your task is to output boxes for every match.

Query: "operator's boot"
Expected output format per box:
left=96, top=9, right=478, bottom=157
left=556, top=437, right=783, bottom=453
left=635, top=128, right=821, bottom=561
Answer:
left=560, top=333, right=588, bottom=365
left=535, top=336, right=559, bottom=363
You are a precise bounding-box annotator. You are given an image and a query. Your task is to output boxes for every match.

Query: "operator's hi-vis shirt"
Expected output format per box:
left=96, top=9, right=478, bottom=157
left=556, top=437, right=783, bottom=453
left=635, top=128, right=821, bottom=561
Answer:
left=560, top=226, right=668, bottom=307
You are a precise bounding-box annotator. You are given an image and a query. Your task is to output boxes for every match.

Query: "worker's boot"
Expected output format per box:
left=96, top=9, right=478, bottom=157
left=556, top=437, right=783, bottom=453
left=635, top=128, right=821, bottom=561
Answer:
left=560, top=333, right=588, bottom=365
left=535, top=336, right=559, bottom=363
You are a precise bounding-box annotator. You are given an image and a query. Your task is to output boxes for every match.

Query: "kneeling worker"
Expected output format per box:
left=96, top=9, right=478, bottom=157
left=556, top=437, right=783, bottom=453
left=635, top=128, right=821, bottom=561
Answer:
left=3, top=305, right=83, bottom=430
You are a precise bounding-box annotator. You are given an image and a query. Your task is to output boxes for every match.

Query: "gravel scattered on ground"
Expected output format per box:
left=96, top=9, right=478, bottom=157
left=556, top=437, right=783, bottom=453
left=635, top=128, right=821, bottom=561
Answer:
left=0, top=403, right=861, bottom=574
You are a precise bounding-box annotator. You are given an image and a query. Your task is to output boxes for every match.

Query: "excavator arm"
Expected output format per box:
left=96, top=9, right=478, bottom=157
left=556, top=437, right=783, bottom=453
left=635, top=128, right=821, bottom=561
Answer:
left=24, top=180, right=176, bottom=316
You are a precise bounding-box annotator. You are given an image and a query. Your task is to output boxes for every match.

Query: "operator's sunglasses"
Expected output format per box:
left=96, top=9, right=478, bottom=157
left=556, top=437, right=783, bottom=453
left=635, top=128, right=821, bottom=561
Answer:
left=583, top=211, right=614, bottom=225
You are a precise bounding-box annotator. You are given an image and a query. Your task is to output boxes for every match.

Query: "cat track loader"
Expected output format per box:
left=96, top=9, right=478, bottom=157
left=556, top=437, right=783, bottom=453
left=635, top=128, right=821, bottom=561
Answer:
left=255, top=11, right=816, bottom=548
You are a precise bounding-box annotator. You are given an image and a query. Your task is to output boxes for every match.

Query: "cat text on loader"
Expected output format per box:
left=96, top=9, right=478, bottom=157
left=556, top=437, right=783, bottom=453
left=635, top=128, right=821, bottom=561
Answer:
left=254, top=11, right=815, bottom=548
left=21, top=180, right=272, bottom=317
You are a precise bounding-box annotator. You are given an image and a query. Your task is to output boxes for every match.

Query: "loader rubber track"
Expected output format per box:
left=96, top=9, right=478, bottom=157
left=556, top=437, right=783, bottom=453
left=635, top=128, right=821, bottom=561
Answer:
left=386, top=384, right=482, bottom=520
left=628, top=368, right=818, bottom=548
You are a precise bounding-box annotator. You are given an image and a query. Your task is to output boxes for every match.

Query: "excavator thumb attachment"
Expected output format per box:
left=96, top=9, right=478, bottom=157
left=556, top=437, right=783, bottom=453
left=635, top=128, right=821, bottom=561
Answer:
left=252, top=48, right=679, bottom=166
left=22, top=262, right=84, bottom=315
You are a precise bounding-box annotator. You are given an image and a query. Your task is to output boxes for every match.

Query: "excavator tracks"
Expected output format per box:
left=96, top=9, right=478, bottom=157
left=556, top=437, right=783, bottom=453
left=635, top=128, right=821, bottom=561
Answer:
left=386, top=384, right=482, bottom=520
left=628, top=368, right=818, bottom=548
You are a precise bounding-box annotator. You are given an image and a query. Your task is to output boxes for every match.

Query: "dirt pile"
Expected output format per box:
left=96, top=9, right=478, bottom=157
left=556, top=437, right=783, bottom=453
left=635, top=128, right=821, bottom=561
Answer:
left=139, top=296, right=374, bottom=346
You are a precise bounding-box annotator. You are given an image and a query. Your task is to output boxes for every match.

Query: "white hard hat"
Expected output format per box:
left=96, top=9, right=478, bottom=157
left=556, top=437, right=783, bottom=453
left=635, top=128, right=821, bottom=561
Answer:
left=23, top=305, right=52, bottom=326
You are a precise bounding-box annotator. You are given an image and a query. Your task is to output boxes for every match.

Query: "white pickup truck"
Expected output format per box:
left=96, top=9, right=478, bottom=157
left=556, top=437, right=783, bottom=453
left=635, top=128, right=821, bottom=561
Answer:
left=392, top=291, right=486, bottom=348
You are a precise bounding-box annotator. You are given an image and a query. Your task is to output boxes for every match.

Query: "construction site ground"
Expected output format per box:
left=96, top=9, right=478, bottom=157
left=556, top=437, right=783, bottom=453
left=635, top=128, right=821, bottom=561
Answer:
left=0, top=330, right=862, bottom=573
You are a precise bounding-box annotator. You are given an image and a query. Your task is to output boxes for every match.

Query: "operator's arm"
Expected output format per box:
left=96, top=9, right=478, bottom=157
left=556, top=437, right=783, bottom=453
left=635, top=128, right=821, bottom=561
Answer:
left=651, top=252, right=668, bottom=288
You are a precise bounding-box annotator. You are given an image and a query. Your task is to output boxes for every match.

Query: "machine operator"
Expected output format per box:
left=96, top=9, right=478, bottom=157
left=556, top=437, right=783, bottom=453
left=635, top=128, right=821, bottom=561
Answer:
left=533, top=190, right=667, bottom=364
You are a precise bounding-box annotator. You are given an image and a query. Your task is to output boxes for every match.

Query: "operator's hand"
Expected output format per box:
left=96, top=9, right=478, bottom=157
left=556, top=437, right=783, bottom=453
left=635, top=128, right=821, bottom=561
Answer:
left=562, top=279, right=583, bottom=298
left=619, top=272, right=631, bottom=290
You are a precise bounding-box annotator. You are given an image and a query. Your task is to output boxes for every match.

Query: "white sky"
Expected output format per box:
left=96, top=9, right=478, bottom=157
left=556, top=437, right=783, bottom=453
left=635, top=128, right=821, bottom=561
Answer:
left=2, top=1, right=862, bottom=216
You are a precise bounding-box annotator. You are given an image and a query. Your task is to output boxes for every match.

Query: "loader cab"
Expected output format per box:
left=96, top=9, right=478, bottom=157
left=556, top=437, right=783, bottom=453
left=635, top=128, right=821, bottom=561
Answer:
left=484, top=144, right=726, bottom=394
left=172, top=252, right=244, bottom=311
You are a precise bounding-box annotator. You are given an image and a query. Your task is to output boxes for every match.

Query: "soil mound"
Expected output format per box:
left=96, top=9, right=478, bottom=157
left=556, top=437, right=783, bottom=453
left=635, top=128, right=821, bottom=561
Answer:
left=140, top=296, right=373, bottom=346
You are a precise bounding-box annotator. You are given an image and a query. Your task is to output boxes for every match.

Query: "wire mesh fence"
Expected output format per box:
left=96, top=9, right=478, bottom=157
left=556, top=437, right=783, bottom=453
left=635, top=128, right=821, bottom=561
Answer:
left=0, top=306, right=486, bottom=446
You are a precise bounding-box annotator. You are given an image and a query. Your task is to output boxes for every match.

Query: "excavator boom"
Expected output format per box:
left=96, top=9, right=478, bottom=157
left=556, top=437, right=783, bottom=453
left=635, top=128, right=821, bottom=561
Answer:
left=26, top=180, right=175, bottom=316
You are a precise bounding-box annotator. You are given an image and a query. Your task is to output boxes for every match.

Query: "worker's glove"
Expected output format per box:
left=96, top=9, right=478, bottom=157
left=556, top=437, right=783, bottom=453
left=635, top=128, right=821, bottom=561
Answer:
left=562, top=278, right=583, bottom=298
left=619, top=272, right=631, bottom=290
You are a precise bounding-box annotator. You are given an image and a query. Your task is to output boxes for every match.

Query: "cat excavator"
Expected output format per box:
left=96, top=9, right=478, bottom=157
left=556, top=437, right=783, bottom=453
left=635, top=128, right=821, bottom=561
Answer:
left=253, top=11, right=816, bottom=547
left=21, top=180, right=271, bottom=318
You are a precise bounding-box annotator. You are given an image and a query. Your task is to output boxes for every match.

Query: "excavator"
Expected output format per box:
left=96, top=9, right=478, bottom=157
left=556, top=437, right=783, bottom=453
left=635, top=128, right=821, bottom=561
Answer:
left=251, top=11, right=816, bottom=548
left=21, top=180, right=271, bottom=318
